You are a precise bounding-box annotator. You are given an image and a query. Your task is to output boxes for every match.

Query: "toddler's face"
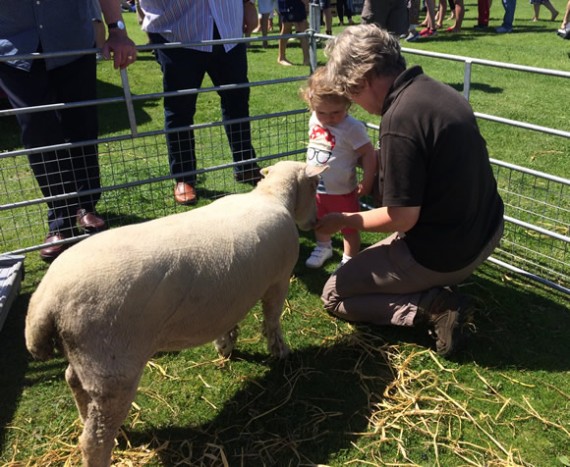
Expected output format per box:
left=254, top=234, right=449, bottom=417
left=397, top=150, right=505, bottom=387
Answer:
left=314, top=101, right=348, bottom=127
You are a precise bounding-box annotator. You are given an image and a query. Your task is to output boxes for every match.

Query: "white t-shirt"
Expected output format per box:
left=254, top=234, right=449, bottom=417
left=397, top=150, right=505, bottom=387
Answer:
left=306, top=112, right=371, bottom=195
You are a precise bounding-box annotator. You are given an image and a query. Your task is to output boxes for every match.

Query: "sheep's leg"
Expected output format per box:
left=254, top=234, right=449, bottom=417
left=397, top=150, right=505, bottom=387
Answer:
left=214, top=325, right=240, bottom=358
left=78, top=374, right=141, bottom=467
left=261, top=279, right=291, bottom=358
left=65, top=364, right=91, bottom=422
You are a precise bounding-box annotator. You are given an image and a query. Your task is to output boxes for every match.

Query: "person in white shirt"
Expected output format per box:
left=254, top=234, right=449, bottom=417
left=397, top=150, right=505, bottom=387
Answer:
left=301, top=67, right=377, bottom=269
left=139, top=0, right=262, bottom=206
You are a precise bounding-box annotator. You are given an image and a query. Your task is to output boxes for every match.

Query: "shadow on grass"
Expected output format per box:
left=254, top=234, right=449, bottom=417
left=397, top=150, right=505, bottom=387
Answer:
left=459, top=269, right=570, bottom=371
left=0, top=292, right=55, bottom=454
left=126, top=333, right=394, bottom=466
left=448, top=81, right=503, bottom=94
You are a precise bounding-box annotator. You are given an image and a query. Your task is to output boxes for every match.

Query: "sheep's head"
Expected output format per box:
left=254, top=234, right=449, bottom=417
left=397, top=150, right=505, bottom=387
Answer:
left=294, top=163, right=327, bottom=231
left=259, top=161, right=327, bottom=231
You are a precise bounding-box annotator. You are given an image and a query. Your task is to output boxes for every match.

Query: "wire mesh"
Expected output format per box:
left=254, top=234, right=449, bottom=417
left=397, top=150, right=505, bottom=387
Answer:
left=491, top=161, right=569, bottom=292
left=0, top=110, right=309, bottom=256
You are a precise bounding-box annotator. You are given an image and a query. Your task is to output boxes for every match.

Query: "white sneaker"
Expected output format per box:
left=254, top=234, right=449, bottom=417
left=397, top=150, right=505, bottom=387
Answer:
left=305, top=246, right=333, bottom=269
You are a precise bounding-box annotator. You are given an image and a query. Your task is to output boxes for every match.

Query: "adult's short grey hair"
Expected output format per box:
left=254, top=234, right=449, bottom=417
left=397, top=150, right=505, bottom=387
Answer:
left=324, top=24, right=407, bottom=96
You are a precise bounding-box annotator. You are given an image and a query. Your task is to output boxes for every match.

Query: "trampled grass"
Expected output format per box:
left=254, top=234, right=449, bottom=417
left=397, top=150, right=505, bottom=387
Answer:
left=1, top=1, right=569, bottom=465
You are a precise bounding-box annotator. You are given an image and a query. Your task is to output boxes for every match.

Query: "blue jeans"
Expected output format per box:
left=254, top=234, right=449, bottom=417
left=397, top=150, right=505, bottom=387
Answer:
left=149, top=33, right=258, bottom=185
left=500, top=0, right=516, bottom=29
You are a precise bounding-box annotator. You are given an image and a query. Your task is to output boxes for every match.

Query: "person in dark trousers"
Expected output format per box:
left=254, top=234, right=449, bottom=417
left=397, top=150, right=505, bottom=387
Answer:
left=0, top=0, right=137, bottom=261
left=139, top=0, right=262, bottom=207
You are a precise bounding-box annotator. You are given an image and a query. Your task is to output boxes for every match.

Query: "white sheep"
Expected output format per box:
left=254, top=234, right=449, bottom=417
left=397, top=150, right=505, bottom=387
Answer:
left=25, top=161, right=325, bottom=467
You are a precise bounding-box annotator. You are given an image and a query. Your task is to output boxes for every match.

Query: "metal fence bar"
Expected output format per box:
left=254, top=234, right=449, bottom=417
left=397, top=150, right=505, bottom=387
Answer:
left=490, top=158, right=570, bottom=185
left=477, top=113, right=570, bottom=138
left=487, top=256, right=570, bottom=295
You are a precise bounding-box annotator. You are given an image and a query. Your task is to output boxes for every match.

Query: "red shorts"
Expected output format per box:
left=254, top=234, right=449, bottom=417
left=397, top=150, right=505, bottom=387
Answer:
left=316, top=190, right=360, bottom=235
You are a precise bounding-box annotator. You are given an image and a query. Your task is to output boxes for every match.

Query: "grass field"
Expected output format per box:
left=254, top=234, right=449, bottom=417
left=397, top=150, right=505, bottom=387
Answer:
left=0, top=1, right=569, bottom=465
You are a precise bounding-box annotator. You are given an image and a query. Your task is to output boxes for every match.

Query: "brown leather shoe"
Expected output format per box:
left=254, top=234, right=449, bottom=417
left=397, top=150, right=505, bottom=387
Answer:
left=174, top=182, right=198, bottom=205
left=76, top=209, right=106, bottom=232
left=39, top=232, right=69, bottom=262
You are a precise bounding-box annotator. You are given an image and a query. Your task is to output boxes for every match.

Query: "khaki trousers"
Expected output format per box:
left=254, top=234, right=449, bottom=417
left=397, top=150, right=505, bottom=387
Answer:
left=321, top=220, right=504, bottom=326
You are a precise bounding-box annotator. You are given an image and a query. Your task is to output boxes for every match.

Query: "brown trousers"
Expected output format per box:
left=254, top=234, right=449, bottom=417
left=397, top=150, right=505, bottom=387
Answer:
left=321, top=220, right=504, bottom=326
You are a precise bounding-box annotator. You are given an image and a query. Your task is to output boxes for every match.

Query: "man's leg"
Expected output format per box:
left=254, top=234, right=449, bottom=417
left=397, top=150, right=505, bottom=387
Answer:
left=150, top=34, right=205, bottom=187
left=0, top=61, right=77, bottom=234
left=53, top=54, right=102, bottom=217
left=208, top=42, right=260, bottom=179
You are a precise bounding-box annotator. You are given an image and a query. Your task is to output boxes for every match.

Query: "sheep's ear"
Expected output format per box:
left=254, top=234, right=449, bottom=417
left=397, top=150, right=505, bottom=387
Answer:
left=305, top=164, right=328, bottom=178
left=260, top=167, right=271, bottom=178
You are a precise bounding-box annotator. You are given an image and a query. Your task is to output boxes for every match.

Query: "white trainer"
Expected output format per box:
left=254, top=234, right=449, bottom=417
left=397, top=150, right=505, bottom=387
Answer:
left=305, top=245, right=333, bottom=268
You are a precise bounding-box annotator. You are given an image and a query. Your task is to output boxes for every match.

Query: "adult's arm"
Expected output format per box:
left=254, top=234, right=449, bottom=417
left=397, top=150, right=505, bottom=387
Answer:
left=99, top=0, right=138, bottom=69
left=315, top=205, right=421, bottom=235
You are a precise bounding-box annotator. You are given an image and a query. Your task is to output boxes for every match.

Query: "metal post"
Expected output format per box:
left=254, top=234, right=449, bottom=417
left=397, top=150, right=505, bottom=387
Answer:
left=309, top=2, right=321, bottom=73
left=463, top=59, right=472, bottom=101
left=120, top=68, right=138, bottom=137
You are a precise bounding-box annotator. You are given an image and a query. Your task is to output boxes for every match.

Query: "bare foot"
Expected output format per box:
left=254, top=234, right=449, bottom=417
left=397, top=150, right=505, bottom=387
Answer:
left=278, top=58, right=293, bottom=66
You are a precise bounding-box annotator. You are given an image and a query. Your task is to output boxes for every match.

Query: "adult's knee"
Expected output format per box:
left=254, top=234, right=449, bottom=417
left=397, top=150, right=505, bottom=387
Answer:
left=320, top=273, right=340, bottom=314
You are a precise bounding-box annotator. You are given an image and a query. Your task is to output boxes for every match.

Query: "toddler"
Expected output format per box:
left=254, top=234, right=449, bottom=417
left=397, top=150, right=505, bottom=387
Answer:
left=301, top=67, right=377, bottom=269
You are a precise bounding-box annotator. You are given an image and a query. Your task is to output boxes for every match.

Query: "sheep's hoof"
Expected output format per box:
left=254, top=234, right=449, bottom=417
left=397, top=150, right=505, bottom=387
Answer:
left=214, top=326, right=239, bottom=358
left=269, top=337, right=291, bottom=359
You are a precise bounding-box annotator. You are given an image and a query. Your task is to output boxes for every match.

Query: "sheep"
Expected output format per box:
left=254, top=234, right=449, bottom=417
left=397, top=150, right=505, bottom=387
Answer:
left=25, top=161, right=326, bottom=467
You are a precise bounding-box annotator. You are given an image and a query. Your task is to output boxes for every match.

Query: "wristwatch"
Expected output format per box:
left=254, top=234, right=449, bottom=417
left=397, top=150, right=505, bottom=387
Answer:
left=107, top=20, right=126, bottom=31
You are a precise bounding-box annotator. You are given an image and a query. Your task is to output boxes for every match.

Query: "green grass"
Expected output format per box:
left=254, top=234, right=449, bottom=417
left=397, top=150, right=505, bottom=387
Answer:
left=1, top=1, right=570, bottom=465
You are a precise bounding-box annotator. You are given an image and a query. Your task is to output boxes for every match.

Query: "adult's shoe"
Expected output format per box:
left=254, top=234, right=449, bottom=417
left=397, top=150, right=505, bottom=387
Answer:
left=174, top=182, right=198, bottom=205
left=76, top=209, right=106, bottom=232
left=557, top=26, right=570, bottom=39
left=405, top=30, right=421, bottom=42
left=416, top=287, right=472, bottom=357
left=40, top=232, right=70, bottom=262
left=419, top=27, right=437, bottom=38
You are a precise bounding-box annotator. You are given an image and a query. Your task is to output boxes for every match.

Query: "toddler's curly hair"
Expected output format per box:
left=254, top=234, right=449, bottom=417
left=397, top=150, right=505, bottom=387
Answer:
left=300, top=67, right=351, bottom=111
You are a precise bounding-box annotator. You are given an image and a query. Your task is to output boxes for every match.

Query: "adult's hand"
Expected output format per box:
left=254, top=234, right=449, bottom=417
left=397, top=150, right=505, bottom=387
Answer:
left=103, top=30, right=138, bottom=69
left=315, top=212, right=346, bottom=236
